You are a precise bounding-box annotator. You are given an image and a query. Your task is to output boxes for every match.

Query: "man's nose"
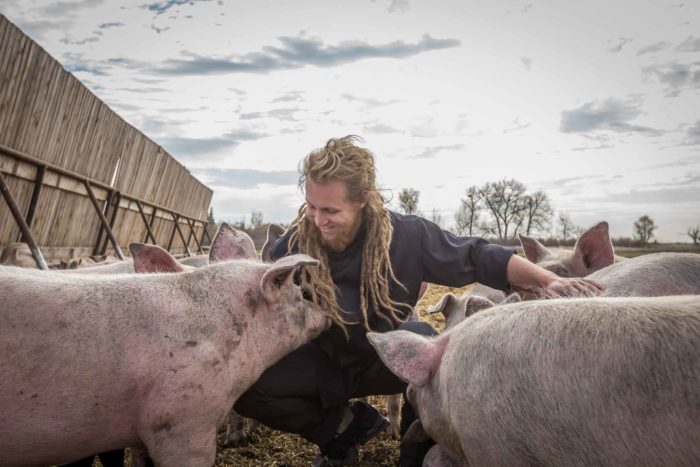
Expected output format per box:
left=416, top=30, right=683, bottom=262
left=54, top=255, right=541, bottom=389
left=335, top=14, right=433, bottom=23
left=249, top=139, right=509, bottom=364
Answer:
left=314, top=212, right=326, bottom=227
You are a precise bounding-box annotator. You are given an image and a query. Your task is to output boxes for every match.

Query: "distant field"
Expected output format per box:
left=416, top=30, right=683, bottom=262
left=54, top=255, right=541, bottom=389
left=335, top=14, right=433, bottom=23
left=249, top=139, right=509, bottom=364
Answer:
left=614, top=244, right=700, bottom=258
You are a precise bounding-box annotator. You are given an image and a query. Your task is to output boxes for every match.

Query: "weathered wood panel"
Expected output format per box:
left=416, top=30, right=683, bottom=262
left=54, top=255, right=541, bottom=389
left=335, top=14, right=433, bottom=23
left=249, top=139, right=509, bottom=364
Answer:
left=0, top=15, right=212, bottom=261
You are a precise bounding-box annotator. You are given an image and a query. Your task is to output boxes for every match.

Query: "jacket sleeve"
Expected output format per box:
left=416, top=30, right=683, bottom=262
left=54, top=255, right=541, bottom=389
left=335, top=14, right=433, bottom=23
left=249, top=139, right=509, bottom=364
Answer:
left=417, top=217, right=515, bottom=291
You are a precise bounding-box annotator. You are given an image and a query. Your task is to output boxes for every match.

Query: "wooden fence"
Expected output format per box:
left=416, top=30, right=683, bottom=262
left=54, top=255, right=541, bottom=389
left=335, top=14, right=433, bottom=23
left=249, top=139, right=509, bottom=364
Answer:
left=0, top=14, right=213, bottom=263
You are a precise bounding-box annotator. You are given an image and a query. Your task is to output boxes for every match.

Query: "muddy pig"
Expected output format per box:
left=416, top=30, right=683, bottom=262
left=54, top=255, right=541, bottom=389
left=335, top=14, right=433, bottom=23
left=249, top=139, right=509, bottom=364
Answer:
left=0, top=253, right=330, bottom=467
left=369, top=295, right=700, bottom=466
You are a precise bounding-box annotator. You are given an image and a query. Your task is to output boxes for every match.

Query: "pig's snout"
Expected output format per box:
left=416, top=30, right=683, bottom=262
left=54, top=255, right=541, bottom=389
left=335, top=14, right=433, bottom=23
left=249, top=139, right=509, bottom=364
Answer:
left=312, top=313, right=332, bottom=334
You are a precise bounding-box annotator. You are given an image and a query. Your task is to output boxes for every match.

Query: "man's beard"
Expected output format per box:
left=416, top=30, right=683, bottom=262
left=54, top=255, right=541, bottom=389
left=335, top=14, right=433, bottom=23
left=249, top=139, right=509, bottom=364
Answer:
left=318, top=219, right=363, bottom=252
left=319, top=228, right=354, bottom=252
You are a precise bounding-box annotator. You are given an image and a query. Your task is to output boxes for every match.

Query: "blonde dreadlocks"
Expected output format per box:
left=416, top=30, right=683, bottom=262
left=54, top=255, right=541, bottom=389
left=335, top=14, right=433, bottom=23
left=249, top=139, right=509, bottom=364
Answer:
left=287, top=135, right=411, bottom=332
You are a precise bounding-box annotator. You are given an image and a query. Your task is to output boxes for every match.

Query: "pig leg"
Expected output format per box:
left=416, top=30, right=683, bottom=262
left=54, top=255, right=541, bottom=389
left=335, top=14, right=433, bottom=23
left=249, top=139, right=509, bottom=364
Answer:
left=424, top=444, right=468, bottom=467
left=386, top=393, right=401, bottom=440
left=143, top=423, right=217, bottom=467
left=130, top=445, right=154, bottom=467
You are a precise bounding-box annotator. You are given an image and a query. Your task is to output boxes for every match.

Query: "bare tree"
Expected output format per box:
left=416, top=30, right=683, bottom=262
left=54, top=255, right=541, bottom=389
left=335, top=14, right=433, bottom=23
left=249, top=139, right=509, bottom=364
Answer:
left=688, top=225, right=700, bottom=246
left=557, top=212, right=578, bottom=242
left=430, top=208, right=443, bottom=227
left=454, top=186, right=481, bottom=236
left=479, top=179, right=527, bottom=240
left=633, top=214, right=657, bottom=246
left=250, top=210, right=264, bottom=229
left=398, top=188, right=420, bottom=215
left=521, top=190, right=553, bottom=236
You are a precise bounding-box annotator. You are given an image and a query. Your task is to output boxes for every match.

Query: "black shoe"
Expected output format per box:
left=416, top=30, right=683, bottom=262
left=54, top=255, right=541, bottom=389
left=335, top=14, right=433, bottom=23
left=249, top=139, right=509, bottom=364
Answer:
left=311, top=445, right=359, bottom=467
left=312, top=400, right=389, bottom=466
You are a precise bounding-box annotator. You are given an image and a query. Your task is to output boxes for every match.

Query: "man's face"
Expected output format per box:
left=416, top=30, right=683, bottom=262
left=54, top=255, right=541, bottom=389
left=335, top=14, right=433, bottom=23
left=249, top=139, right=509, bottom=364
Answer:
left=305, top=178, right=366, bottom=251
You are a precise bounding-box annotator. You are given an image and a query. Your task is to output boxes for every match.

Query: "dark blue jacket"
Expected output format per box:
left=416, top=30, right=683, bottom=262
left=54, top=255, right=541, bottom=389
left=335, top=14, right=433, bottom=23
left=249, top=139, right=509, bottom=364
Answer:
left=271, top=211, right=515, bottom=369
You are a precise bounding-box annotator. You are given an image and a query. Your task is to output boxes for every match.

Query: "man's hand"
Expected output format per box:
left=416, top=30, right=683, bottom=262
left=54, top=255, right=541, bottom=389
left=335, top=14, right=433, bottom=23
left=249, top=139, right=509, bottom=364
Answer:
left=540, top=276, right=604, bottom=298
left=507, top=254, right=604, bottom=299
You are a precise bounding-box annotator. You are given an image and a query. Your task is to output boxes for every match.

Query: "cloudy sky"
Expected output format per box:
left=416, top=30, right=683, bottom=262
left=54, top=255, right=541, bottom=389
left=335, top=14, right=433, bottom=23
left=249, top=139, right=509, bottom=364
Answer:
left=2, top=0, right=699, bottom=242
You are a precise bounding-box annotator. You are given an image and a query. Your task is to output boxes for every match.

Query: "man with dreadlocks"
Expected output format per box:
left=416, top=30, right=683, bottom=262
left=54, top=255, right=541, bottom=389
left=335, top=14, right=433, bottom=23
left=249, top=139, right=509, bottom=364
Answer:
left=234, top=135, right=603, bottom=466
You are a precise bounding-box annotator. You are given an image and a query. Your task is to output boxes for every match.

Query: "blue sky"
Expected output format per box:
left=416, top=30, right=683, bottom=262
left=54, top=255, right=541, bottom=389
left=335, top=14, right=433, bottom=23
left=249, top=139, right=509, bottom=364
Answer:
left=2, top=0, right=699, bottom=242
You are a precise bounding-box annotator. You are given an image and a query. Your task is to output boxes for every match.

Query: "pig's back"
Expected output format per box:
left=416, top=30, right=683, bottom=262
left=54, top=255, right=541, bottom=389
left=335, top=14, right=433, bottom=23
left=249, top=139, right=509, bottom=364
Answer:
left=445, top=296, right=700, bottom=467
left=588, top=252, right=700, bottom=296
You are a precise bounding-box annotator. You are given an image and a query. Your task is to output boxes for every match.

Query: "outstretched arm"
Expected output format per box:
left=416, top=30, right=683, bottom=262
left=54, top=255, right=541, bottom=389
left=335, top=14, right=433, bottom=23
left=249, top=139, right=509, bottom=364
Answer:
left=507, top=254, right=604, bottom=298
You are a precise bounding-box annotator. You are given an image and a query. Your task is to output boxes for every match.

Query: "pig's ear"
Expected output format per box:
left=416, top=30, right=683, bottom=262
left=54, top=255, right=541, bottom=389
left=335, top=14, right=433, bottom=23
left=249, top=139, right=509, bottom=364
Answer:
left=260, top=254, right=319, bottom=302
left=209, top=223, right=257, bottom=263
left=367, top=331, right=449, bottom=387
left=519, top=234, right=550, bottom=263
left=464, top=295, right=494, bottom=318
left=129, top=243, right=185, bottom=273
left=427, top=293, right=456, bottom=317
left=572, top=221, right=614, bottom=274
left=501, top=292, right=521, bottom=304
left=261, top=223, right=285, bottom=262
left=402, top=420, right=430, bottom=444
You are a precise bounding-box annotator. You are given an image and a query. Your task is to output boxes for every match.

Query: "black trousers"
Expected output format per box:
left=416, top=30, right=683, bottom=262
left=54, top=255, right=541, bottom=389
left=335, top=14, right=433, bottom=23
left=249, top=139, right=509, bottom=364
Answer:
left=61, top=449, right=124, bottom=467
left=234, top=320, right=437, bottom=450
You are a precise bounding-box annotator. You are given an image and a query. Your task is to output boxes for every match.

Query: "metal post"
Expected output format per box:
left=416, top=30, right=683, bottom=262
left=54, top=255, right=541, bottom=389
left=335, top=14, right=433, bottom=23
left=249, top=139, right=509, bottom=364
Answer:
left=166, top=214, right=177, bottom=252
left=185, top=217, right=203, bottom=254
left=200, top=221, right=212, bottom=245
left=83, top=181, right=124, bottom=260
left=18, top=164, right=46, bottom=243
left=145, top=206, right=158, bottom=243
left=186, top=220, right=195, bottom=250
left=0, top=172, right=48, bottom=270
left=93, top=189, right=113, bottom=256
left=172, top=213, right=191, bottom=257
left=136, top=200, right=157, bottom=244
left=100, top=191, right=121, bottom=256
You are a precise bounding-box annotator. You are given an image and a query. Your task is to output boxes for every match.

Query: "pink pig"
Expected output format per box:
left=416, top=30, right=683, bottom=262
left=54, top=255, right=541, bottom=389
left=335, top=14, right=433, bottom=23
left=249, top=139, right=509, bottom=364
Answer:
left=369, top=295, right=700, bottom=466
left=519, top=221, right=622, bottom=278
left=0, top=252, right=329, bottom=466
